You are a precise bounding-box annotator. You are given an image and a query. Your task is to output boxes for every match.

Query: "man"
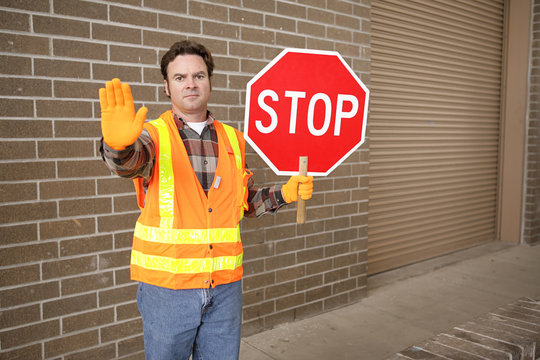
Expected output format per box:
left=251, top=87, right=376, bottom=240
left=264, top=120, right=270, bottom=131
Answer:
left=99, top=40, right=313, bottom=360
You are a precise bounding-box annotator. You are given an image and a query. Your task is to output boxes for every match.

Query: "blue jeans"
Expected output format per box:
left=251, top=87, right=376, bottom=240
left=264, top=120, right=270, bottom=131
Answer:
left=137, top=280, right=242, bottom=360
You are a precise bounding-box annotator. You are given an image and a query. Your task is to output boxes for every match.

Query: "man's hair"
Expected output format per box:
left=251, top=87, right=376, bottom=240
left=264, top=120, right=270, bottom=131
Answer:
left=160, top=40, right=214, bottom=80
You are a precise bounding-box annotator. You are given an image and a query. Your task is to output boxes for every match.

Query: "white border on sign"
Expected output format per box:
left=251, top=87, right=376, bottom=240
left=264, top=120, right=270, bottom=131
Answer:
left=243, top=48, right=370, bottom=177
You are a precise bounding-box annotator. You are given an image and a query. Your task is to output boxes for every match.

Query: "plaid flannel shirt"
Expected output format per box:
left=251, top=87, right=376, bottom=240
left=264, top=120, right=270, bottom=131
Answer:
left=100, top=112, right=287, bottom=218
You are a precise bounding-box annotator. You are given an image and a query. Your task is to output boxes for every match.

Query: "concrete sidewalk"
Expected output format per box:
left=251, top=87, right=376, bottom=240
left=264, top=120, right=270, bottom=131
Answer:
left=239, top=241, right=540, bottom=360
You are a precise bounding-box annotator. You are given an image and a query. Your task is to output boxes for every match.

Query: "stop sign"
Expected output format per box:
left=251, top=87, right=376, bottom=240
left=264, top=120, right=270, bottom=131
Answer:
left=244, top=48, right=369, bottom=176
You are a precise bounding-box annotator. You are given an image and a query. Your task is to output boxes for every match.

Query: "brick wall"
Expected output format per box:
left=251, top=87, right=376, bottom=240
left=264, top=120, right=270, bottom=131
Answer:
left=524, top=0, right=540, bottom=245
left=0, top=0, right=370, bottom=358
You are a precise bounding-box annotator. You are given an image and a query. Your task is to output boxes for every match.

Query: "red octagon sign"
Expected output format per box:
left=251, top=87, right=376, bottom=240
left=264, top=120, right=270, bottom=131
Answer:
left=244, top=48, right=369, bottom=176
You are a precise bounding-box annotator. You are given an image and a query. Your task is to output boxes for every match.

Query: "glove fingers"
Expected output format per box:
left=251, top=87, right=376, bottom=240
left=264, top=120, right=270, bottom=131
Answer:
left=122, top=82, right=134, bottom=107
left=98, top=88, right=108, bottom=111
left=105, top=80, right=115, bottom=107
left=112, top=78, right=124, bottom=106
left=299, top=183, right=313, bottom=200
left=133, top=107, right=148, bottom=133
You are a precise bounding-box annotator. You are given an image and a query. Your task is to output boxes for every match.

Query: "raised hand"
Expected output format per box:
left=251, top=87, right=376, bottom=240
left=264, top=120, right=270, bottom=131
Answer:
left=99, top=78, right=148, bottom=150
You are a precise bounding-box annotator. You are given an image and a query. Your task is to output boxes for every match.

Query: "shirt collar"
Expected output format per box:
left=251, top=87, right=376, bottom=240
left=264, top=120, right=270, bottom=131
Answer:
left=172, top=111, right=215, bottom=130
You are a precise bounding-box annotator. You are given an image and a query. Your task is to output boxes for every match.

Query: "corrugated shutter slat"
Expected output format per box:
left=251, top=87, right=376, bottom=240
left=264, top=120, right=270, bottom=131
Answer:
left=368, top=0, right=504, bottom=274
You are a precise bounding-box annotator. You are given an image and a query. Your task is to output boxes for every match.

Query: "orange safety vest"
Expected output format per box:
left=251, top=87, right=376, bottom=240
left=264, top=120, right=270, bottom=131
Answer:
left=130, top=111, right=252, bottom=290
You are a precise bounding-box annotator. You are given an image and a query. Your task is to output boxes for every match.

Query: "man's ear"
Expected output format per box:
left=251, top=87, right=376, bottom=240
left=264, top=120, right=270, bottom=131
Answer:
left=164, top=80, right=170, bottom=97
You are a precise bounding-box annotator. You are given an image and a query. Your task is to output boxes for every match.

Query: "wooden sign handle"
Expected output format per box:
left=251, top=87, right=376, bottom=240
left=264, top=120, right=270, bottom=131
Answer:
left=297, top=156, right=308, bottom=224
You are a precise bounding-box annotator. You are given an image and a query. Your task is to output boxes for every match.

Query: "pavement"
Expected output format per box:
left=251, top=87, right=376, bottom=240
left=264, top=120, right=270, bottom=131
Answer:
left=239, top=241, right=540, bottom=360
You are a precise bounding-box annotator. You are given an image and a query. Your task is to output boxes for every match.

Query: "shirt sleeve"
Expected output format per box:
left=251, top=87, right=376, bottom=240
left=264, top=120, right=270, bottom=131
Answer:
left=244, top=175, right=288, bottom=218
left=99, top=128, right=155, bottom=181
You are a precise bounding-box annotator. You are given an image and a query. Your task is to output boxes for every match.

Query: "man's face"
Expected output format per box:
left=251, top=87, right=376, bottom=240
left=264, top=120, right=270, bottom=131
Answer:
left=164, top=54, right=211, bottom=119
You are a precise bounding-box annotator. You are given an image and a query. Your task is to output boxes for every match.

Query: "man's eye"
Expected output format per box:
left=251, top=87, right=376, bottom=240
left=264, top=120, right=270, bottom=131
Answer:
left=175, top=76, right=183, bottom=81
left=197, top=74, right=205, bottom=79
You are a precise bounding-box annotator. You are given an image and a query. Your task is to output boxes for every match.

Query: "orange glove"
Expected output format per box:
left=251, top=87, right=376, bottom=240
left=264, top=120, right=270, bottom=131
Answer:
left=282, top=175, right=314, bottom=203
left=99, top=78, right=148, bottom=150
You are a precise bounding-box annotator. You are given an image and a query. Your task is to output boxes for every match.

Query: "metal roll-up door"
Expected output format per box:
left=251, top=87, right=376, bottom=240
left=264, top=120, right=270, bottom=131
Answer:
left=368, top=0, right=505, bottom=274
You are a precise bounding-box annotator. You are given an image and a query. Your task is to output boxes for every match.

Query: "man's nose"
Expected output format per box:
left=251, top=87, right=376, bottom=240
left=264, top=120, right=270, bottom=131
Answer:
left=185, top=76, right=196, bottom=88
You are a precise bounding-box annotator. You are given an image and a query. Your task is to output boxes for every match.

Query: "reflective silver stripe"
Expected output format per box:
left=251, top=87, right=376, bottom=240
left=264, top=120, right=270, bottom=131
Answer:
left=134, top=221, right=241, bottom=244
